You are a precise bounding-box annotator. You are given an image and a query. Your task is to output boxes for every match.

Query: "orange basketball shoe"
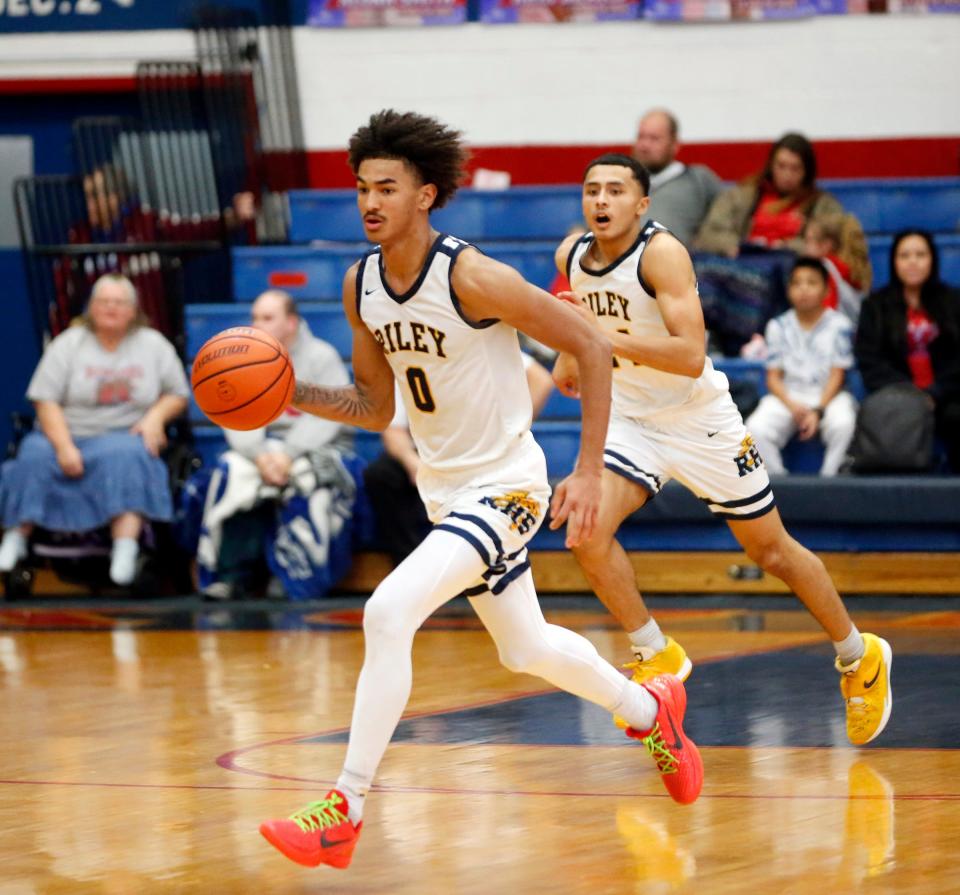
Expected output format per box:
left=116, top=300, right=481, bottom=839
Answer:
left=626, top=674, right=703, bottom=805
left=259, top=790, right=361, bottom=869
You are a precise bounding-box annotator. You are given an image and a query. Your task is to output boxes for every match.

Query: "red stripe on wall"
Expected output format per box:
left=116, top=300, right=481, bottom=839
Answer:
left=308, top=136, right=960, bottom=187
left=0, top=77, right=137, bottom=95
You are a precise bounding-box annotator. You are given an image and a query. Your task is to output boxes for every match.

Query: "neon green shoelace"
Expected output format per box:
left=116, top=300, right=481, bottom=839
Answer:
left=289, top=794, right=348, bottom=833
left=641, top=723, right=679, bottom=775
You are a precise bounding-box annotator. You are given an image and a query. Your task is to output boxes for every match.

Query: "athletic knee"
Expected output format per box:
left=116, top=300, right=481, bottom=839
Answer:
left=745, top=536, right=790, bottom=577
left=362, top=583, right=415, bottom=644
left=496, top=637, right=555, bottom=676
left=570, top=529, right=613, bottom=565
left=746, top=533, right=817, bottom=579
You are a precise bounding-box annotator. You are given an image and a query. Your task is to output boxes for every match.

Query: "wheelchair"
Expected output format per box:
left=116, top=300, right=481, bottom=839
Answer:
left=1, top=413, right=201, bottom=599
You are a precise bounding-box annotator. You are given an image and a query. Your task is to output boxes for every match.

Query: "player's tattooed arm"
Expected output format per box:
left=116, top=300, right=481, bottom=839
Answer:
left=292, top=380, right=389, bottom=429
left=290, top=264, right=396, bottom=431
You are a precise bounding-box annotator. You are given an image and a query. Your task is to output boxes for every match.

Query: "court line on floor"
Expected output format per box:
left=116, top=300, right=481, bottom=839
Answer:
left=1, top=776, right=957, bottom=802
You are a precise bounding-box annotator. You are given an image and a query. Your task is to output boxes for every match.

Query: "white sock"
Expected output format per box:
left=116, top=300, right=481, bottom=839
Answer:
left=0, top=529, right=28, bottom=572
left=335, top=767, right=370, bottom=826
left=627, top=617, right=667, bottom=660
left=612, top=679, right=660, bottom=733
left=833, top=624, right=865, bottom=668
left=109, top=537, right=139, bottom=586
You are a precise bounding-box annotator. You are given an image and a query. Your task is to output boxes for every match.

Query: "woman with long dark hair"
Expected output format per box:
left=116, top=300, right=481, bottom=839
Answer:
left=694, top=133, right=842, bottom=259
left=855, top=230, right=960, bottom=471
left=690, top=133, right=846, bottom=356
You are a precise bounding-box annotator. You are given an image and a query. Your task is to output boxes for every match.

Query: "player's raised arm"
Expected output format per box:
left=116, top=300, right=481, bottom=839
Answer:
left=452, top=249, right=611, bottom=547
left=563, top=234, right=706, bottom=379
left=292, top=265, right=396, bottom=431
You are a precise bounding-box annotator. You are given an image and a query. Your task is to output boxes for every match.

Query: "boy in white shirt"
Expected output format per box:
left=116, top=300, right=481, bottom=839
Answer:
left=747, top=257, right=857, bottom=476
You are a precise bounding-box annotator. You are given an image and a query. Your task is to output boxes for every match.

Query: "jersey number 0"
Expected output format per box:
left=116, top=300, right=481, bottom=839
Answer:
left=405, top=366, right=436, bottom=413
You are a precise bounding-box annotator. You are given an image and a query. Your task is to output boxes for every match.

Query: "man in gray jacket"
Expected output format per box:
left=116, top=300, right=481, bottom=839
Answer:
left=632, top=108, right=722, bottom=248
left=198, top=289, right=354, bottom=599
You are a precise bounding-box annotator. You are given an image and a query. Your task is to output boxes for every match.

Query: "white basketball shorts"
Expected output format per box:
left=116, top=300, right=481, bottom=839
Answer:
left=603, top=390, right=775, bottom=520
left=417, top=431, right=551, bottom=595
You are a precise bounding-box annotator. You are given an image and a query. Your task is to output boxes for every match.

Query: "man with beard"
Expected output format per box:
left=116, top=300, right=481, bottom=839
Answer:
left=632, top=108, right=722, bottom=247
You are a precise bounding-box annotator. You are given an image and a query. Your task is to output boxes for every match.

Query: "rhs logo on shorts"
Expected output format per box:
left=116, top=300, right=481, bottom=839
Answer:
left=734, top=434, right=764, bottom=478
left=479, top=491, right=540, bottom=535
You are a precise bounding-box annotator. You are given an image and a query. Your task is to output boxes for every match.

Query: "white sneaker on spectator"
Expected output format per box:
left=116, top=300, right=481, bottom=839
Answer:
left=0, top=530, right=28, bottom=572
left=109, top=537, right=139, bottom=586
left=202, top=581, right=232, bottom=601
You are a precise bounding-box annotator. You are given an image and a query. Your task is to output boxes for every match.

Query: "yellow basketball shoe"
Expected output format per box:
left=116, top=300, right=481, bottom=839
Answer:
left=614, top=636, right=692, bottom=731
left=836, top=632, right=893, bottom=746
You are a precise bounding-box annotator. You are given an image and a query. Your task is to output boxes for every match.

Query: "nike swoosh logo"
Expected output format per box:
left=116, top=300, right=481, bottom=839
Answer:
left=707, top=431, right=719, bottom=438
left=364, top=288, right=376, bottom=295
left=320, top=828, right=351, bottom=849
left=666, top=711, right=684, bottom=752
left=863, top=665, right=882, bottom=689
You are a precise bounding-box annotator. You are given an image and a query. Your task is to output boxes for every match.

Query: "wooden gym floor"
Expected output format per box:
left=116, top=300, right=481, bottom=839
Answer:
left=1, top=594, right=958, bottom=894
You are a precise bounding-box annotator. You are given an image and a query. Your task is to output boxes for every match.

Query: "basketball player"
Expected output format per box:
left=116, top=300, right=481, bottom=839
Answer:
left=552, top=153, right=892, bottom=746
left=258, top=113, right=703, bottom=870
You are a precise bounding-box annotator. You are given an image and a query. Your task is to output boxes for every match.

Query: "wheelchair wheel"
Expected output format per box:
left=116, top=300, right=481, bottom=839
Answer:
left=3, top=563, right=35, bottom=599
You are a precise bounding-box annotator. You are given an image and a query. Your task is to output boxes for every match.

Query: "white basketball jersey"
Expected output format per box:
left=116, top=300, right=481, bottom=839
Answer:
left=567, top=221, right=728, bottom=420
left=357, top=234, right=533, bottom=473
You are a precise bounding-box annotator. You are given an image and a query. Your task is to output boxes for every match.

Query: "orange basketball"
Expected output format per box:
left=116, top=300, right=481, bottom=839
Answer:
left=191, top=327, right=295, bottom=431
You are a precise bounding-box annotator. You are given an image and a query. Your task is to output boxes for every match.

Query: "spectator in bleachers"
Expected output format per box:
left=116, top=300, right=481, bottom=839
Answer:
left=691, top=133, right=843, bottom=357
left=746, top=257, right=857, bottom=477
left=631, top=108, right=723, bottom=248
left=694, top=133, right=841, bottom=257
left=854, top=230, right=960, bottom=472
left=196, top=290, right=357, bottom=599
left=363, top=354, right=555, bottom=568
left=803, top=213, right=872, bottom=326
left=0, top=273, right=189, bottom=585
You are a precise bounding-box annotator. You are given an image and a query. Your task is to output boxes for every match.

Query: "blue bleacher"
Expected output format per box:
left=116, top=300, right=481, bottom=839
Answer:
left=823, top=178, right=960, bottom=235
left=234, top=235, right=960, bottom=302
left=233, top=240, right=560, bottom=300
left=288, top=178, right=960, bottom=245
left=185, top=301, right=353, bottom=361
left=288, top=187, right=584, bottom=244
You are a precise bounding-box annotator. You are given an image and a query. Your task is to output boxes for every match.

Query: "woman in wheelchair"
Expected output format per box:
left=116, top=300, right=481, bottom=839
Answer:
left=0, top=273, right=189, bottom=587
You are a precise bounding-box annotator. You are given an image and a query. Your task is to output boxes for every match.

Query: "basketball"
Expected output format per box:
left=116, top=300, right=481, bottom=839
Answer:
left=191, top=327, right=295, bottom=430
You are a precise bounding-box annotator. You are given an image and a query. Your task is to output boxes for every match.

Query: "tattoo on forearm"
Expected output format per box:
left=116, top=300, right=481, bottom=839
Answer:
left=294, top=380, right=372, bottom=421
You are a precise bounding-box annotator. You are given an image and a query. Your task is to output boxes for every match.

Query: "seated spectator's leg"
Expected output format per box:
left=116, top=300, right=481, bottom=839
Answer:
left=934, top=396, right=960, bottom=473
left=819, top=392, right=858, bottom=477
left=109, top=511, right=143, bottom=586
left=0, top=432, right=62, bottom=569
left=218, top=502, right=274, bottom=596
left=79, top=432, right=174, bottom=528
left=745, top=396, right=793, bottom=475
left=196, top=450, right=269, bottom=597
left=363, top=453, right=430, bottom=567
left=0, top=524, right=31, bottom=571
left=1, top=431, right=58, bottom=523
